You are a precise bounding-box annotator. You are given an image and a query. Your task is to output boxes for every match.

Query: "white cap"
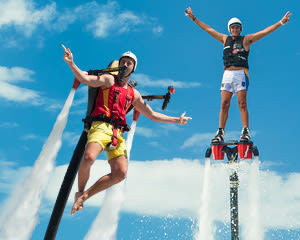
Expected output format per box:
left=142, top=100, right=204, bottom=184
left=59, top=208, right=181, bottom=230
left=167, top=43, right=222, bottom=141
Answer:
left=119, top=51, right=137, bottom=72
left=228, top=17, right=242, bottom=33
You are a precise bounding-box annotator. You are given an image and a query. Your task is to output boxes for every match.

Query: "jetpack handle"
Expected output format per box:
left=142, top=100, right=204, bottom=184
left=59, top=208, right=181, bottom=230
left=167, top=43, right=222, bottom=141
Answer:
left=126, top=86, right=175, bottom=114
left=88, top=66, right=126, bottom=76
left=162, top=86, right=175, bottom=110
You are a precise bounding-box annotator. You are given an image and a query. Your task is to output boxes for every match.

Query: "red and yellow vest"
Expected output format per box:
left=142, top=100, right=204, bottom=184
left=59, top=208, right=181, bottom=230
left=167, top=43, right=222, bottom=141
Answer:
left=91, top=76, right=135, bottom=127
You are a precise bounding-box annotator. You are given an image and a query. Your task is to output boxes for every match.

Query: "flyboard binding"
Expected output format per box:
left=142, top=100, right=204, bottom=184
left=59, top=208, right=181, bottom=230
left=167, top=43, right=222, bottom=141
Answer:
left=205, top=140, right=259, bottom=161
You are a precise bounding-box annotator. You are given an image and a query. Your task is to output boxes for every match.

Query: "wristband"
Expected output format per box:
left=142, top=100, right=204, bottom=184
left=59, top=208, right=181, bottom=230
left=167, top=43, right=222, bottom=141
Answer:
left=280, top=20, right=285, bottom=26
left=192, top=16, right=196, bottom=21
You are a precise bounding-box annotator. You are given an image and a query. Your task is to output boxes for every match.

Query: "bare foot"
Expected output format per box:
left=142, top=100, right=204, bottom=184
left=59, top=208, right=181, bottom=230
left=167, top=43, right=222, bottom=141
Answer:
left=71, top=192, right=87, bottom=216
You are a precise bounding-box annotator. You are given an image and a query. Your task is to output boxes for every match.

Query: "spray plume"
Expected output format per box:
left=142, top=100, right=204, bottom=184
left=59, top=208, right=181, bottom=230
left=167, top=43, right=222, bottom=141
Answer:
left=0, top=88, right=76, bottom=240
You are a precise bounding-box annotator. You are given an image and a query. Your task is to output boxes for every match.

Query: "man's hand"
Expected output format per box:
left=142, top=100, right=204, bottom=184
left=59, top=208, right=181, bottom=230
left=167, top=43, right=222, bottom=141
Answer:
left=179, top=112, right=192, bottom=125
left=280, top=11, right=292, bottom=25
left=62, top=44, right=73, bottom=64
left=185, top=7, right=194, bottom=19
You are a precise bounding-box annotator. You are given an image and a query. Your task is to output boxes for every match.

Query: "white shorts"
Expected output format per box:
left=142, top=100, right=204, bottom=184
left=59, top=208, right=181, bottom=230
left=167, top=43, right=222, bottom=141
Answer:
left=220, top=69, right=249, bottom=93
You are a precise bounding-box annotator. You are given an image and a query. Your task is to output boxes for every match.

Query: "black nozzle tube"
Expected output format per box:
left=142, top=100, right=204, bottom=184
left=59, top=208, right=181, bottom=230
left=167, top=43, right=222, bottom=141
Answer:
left=205, top=147, right=212, bottom=158
left=119, top=66, right=128, bottom=82
left=162, top=92, right=171, bottom=110
left=44, top=131, right=87, bottom=240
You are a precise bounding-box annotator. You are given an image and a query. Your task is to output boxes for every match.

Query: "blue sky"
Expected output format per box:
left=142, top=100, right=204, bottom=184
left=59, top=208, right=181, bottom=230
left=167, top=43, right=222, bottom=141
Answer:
left=0, top=0, right=299, bottom=239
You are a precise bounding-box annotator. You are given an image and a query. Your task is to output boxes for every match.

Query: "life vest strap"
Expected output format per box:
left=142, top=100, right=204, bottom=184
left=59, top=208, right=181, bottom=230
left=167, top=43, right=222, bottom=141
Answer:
left=82, top=114, right=131, bottom=132
left=111, top=128, right=118, bottom=147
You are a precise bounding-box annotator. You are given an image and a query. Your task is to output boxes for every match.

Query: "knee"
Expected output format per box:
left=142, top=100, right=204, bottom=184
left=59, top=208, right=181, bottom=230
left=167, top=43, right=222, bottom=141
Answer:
left=112, top=168, right=127, bottom=183
left=221, top=100, right=230, bottom=111
left=83, top=151, right=97, bottom=166
left=238, top=101, right=247, bottom=111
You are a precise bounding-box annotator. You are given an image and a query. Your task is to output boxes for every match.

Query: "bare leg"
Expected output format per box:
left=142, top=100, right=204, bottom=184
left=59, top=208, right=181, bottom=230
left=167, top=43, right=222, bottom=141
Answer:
left=219, top=90, right=233, bottom=129
left=78, top=142, right=103, bottom=192
left=71, top=155, right=128, bottom=216
left=71, top=142, right=103, bottom=216
left=237, top=90, right=249, bottom=128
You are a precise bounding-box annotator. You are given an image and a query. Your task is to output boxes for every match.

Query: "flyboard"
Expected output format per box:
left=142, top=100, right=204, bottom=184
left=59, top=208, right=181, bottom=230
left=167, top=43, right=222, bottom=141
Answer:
left=44, top=61, right=174, bottom=240
left=205, top=140, right=259, bottom=240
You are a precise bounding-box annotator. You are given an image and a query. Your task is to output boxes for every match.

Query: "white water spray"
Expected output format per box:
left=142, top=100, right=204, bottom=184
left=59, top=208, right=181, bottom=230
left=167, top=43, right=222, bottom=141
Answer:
left=0, top=88, right=76, bottom=240
left=84, top=120, right=137, bottom=240
left=194, top=157, right=214, bottom=240
left=243, top=157, right=263, bottom=240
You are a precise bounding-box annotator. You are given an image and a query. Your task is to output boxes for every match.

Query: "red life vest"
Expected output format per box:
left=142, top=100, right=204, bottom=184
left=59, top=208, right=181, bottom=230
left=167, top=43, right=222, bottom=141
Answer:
left=91, top=76, right=135, bottom=127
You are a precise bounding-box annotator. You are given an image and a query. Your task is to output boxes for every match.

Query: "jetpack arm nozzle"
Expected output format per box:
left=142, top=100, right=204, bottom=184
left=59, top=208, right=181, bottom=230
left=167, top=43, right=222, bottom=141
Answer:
left=72, top=78, right=80, bottom=90
left=162, top=86, right=175, bottom=110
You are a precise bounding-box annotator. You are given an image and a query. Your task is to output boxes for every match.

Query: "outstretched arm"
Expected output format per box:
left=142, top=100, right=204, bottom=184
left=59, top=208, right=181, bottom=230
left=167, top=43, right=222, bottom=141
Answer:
left=132, top=89, right=191, bottom=125
left=61, top=44, right=112, bottom=88
left=185, top=7, right=227, bottom=44
left=244, top=11, right=292, bottom=47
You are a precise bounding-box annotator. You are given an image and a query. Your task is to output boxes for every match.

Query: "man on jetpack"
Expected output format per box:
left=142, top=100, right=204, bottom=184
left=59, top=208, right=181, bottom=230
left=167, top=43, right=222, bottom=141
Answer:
left=62, top=45, right=192, bottom=216
left=185, top=7, right=292, bottom=143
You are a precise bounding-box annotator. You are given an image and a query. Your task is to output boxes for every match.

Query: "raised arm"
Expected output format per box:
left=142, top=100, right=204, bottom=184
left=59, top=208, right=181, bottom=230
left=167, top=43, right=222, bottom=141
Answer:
left=244, top=11, right=292, bottom=47
left=62, top=44, right=112, bottom=88
left=132, top=89, right=191, bottom=125
left=185, top=7, right=227, bottom=44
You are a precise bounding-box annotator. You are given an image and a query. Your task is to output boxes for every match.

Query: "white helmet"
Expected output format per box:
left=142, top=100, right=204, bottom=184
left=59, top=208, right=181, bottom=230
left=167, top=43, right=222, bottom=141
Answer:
left=119, top=51, right=137, bottom=72
left=228, top=17, right=242, bottom=33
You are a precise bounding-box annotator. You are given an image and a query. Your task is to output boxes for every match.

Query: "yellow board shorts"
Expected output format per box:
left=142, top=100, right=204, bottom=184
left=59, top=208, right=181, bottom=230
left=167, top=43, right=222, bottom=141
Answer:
left=86, top=121, right=127, bottom=161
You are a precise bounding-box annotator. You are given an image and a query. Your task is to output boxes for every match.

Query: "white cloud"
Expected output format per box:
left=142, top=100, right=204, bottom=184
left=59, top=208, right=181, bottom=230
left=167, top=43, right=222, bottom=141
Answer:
left=63, top=131, right=81, bottom=146
left=20, top=134, right=39, bottom=140
left=135, top=126, right=157, bottom=138
left=50, top=3, right=83, bottom=32
left=0, top=0, right=56, bottom=36
left=0, top=160, right=31, bottom=193
left=0, top=66, right=34, bottom=83
left=89, top=12, right=113, bottom=38
left=159, top=123, right=181, bottom=132
left=132, top=73, right=201, bottom=88
left=0, top=122, right=19, bottom=128
left=70, top=109, right=86, bottom=117
left=19, top=133, right=47, bottom=142
left=133, top=123, right=181, bottom=139
left=0, top=1, right=161, bottom=41
left=182, top=132, right=218, bottom=149
left=182, top=130, right=257, bottom=149
left=86, top=1, right=144, bottom=38
left=38, top=158, right=300, bottom=230
left=148, top=141, right=159, bottom=147
left=51, top=1, right=158, bottom=38
left=1, top=157, right=300, bottom=230
left=0, top=66, right=43, bottom=105
left=47, top=103, right=63, bottom=111
left=117, top=11, right=143, bottom=33
left=152, top=25, right=163, bottom=34
left=72, top=85, right=88, bottom=107
left=0, top=81, right=41, bottom=103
